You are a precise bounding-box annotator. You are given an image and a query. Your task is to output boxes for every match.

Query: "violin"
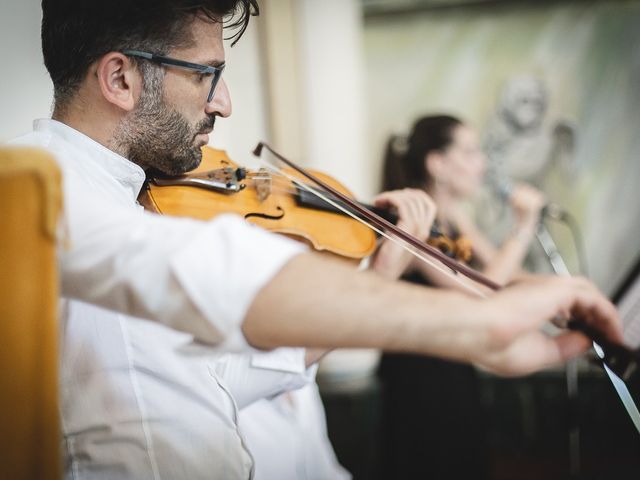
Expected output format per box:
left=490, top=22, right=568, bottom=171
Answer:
left=139, top=146, right=379, bottom=259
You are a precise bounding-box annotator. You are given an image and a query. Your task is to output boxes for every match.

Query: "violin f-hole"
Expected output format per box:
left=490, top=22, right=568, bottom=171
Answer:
left=244, top=206, right=285, bottom=221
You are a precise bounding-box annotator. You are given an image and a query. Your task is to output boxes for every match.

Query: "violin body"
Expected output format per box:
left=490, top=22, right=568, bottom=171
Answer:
left=139, top=146, right=377, bottom=259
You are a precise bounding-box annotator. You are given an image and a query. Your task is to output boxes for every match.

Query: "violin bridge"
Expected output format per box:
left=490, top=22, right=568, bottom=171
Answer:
left=252, top=168, right=272, bottom=202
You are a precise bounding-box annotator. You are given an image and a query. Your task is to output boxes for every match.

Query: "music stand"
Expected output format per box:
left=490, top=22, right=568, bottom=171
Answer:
left=535, top=223, right=581, bottom=477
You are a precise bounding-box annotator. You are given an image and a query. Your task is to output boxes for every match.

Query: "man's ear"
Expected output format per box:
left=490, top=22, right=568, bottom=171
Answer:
left=95, top=52, right=141, bottom=112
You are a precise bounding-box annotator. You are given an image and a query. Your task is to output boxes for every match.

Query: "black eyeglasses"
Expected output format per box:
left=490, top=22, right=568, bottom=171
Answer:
left=123, top=50, right=225, bottom=103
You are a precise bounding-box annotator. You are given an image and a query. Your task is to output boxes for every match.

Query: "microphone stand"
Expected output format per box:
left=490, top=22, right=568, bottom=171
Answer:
left=535, top=222, right=581, bottom=478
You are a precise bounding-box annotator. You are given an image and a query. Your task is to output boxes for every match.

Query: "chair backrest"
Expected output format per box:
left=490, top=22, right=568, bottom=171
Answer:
left=0, top=147, right=62, bottom=480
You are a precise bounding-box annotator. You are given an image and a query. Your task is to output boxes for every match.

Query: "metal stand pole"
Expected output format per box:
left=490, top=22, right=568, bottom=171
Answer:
left=536, top=222, right=580, bottom=478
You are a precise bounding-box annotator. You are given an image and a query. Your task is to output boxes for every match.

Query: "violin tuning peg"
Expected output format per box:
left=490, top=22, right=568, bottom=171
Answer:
left=235, top=168, right=247, bottom=181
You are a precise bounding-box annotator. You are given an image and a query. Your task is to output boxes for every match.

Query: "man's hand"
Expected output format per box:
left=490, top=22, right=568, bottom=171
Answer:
left=373, top=188, right=437, bottom=241
left=470, top=276, right=622, bottom=375
left=370, top=188, right=437, bottom=279
left=243, top=253, right=621, bottom=378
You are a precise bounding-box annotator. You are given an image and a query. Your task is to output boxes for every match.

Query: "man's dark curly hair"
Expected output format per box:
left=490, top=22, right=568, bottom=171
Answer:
left=41, top=0, right=258, bottom=108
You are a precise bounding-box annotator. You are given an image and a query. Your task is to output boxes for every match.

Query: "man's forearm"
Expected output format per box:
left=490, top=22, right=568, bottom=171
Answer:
left=242, top=252, right=488, bottom=364
left=243, top=253, right=622, bottom=377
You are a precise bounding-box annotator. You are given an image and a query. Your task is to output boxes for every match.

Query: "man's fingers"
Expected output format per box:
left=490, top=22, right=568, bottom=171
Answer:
left=372, top=192, right=394, bottom=208
left=375, top=189, right=436, bottom=240
left=479, top=330, right=590, bottom=376
left=553, top=330, right=592, bottom=361
left=570, top=283, right=623, bottom=343
left=471, top=274, right=622, bottom=377
left=497, top=276, right=622, bottom=345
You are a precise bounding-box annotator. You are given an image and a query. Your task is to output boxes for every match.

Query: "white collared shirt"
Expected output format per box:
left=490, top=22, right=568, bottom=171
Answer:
left=239, top=384, right=352, bottom=480
left=10, top=119, right=311, bottom=480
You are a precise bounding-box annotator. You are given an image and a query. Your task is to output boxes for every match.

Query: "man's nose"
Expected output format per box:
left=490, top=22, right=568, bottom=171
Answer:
left=206, top=78, right=231, bottom=118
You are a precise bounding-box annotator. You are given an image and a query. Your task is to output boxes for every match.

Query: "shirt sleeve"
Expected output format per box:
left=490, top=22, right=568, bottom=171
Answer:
left=59, top=166, right=307, bottom=350
left=211, top=348, right=318, bottom=409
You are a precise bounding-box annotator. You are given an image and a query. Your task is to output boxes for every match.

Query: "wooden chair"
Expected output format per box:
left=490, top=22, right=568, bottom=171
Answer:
left=0, top=147, right=62, bottom=479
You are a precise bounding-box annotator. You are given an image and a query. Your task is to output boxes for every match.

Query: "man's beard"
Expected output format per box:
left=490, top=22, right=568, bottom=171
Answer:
left=115, top=86, right=215, bottom=176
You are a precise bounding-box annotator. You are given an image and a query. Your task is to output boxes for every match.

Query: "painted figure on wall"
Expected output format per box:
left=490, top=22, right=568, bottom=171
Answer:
left=483, top=74, right=576, bottom=189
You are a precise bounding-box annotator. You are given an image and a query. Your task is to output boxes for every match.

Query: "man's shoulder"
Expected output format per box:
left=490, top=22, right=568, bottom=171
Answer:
left=8, top=129, right=54, bottom=149
left=7, top=125, right=73, bottom=165
left=7, top=124, right=83, bottom=173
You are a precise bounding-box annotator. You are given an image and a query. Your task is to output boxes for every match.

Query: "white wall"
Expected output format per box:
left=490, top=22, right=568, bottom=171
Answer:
left=213, top=21, right=270, bottom=166
left=260, top=0, right=370, bottom=199
left=0, top=1, right=53, bottom=141
left=0, top=0, right=269, bottom=162
left=297, top=0, right=369, bottom=199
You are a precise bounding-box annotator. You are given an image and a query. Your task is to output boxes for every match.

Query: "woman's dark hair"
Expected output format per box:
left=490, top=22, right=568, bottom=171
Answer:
left=41, top=0, right=258, bottom=108
left=381, top=115, right=463, bottom=191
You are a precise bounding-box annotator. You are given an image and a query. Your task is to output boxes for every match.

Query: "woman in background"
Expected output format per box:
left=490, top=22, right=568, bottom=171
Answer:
left=374, top=115, right=545, bottom=479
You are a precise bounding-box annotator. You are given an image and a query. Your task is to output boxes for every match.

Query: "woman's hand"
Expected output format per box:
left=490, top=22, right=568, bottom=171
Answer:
left=509, top=182, right=546, bottom=230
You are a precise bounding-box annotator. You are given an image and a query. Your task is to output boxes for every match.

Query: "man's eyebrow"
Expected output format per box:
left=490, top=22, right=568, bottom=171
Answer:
left=202, top=59, right=225, bottom=68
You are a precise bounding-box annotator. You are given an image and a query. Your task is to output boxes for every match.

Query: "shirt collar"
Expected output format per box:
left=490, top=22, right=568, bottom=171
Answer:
left=34, top=118, right=146, bottom=201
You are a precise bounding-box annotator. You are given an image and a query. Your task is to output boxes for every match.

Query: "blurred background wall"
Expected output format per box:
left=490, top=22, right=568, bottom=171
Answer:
left=361, top=0, right=640, bottom=292
left=0, top=1, right=53, bottom=142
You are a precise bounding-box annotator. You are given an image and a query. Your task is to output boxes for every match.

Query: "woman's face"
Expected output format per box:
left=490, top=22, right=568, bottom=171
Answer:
left=438, top=125, right=486, bottom=198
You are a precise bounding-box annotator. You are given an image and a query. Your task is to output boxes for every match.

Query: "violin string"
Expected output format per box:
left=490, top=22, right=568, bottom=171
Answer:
left=256, top=158, right=487, bottom=299
left=255, top=178, right=309, bottom=192
left=260, top=186, right=303, bottom=196
left=250, top=171, right=328, bottom=191
left=245, top=173, right=367, bottom=204
left=247, top=171, right=299, bottom=183
left=250, top=170, right=352, bottom=198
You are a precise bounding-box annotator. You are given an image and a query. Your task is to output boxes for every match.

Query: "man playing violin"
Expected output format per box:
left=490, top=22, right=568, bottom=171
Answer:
left=9, top=0, right=623, bottom=479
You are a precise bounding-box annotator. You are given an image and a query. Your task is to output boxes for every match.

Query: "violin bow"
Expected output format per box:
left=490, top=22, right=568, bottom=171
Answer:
left=253, top=142, right=500, bottom=291
left=253, top=142, right=640, bottom=395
